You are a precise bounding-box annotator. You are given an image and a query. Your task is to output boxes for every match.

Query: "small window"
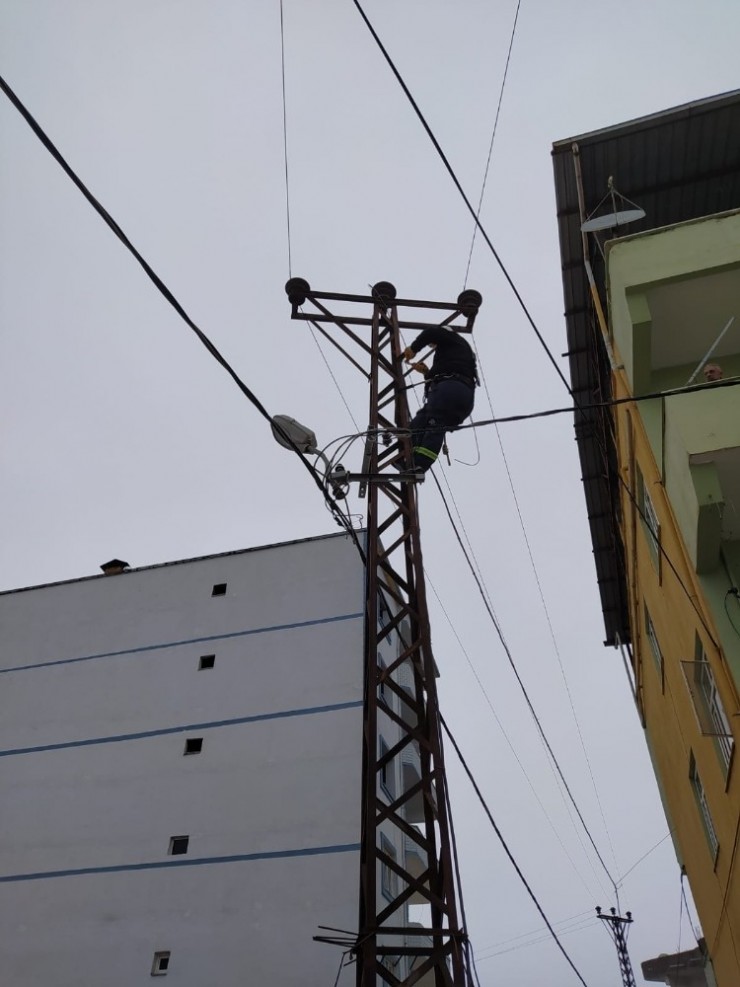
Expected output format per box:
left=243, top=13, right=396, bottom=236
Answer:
left=184, top=737, right=203, bottom=755
left=380, top=834, right=398, bottom=902
left=378, top=657, right=393, bottom=713
left=637, top=466, right=660, bottom=571
left=198, top=654, right=215, bottom=670
left=689, top=751, right=719, bottom=860
left=692, top=636, right=734, bottom=773
left=644, top=605, right=664, bottom=689
left=211, top=583, right=227, bottom=597
left=168, top=835, right=189, bottom=856
left=379, top=737, right=396, bottom=799
left=151, top=951, right=171, bottom=976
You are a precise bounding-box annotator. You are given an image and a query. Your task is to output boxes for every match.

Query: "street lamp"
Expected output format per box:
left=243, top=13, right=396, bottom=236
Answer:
left=270, top=414, right=350, bottom=498
left=270, top=414, right=423, bottom=501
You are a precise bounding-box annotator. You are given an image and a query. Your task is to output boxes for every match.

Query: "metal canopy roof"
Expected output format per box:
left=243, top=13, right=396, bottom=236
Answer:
left=552, top=90, right=740, bottom=647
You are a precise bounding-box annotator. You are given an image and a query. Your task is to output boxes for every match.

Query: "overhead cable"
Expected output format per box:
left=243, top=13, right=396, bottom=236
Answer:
left=477, top=917, right=598, bottom=962
left=475, top=908, right=595, bottom=957
left=279, top=8, right=362, bottom=435
left=456, top=377, right=740, bottom=430
left=431, top=472, right=620, bottom=897
left=351, top=0, right=571, bottom=395
left=0, top=73, right=356, bottom=540
left=616, top=831, right=671, bottom=887
left=349, top=0, right=726, bottom=651
left=404, top=314, right=606, bottom=898
left=441, top=714, right=591, bottom=987
left=426, top=572, right=602, bottom=901
left=279, top=0, right=293, bottom=277
left=462, top=0, right=522, bottom=289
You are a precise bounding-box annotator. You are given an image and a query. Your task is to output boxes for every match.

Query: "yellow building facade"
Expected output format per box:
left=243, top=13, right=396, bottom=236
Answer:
left=553, top=91, right=740, bottom=986
left=608, top=211, right=740, bottom=986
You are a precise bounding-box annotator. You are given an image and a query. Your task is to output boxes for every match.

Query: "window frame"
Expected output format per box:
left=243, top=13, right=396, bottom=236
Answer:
left=378, top=656, right=394, bottom=714
left=694, top=637, right=734, bottom=775
left=168, top=835, right=190, bottom=856
left=380, top=834, right=398, bottom=902
left=689, top=751, right=719, bottom=863
left=379, top=737, right=396, bottom=801
left=644, top=604, right=664, bottom=691
left=151, top=951, right=171, bottom=977
left=637, top=466, right=661, bottom=575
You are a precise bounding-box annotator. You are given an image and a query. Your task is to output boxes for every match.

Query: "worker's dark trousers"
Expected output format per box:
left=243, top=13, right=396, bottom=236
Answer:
left=409, top=379, right=475, bottom=472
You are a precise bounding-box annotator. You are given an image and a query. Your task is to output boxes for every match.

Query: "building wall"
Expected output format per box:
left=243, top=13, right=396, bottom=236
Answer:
left=0, top=534, right=371, bottom=986
left=607, top=226, right=740, bottom=986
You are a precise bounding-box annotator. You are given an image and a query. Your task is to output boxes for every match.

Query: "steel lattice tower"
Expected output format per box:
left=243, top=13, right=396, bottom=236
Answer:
left=597, top=907, right=637, bottom=987
left=285, top=279, right=481, bottom=987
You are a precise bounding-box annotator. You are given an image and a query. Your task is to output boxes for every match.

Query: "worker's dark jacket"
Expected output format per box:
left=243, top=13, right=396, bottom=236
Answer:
left=409, top=326, right=477, bottom=385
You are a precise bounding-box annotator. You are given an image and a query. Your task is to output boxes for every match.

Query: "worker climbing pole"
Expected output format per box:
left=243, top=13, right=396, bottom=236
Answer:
left=284, top=278, right=482, bottom=987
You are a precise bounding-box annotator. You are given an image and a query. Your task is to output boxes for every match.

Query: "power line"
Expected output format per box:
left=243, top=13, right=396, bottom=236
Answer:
left=475, top=908, right=595, bottom=957
left=407, top=337, right=610, bottom=897
left=463, top=0, right=522, bottom=289
left=462, top=312, right=621, bottom=893
left=278, top=11, right=362, bottom=437
left=452, top=400, right=724, bottom=650
left=616, top=831, right=671, bottom=886
left=441, top=714, right=592, bottom=987
left=490, top=404, right=622, bottom=895
left=455, top=377, right=740, bottom=429
left=307, top=321, right=361, bottom=431
left=431, top=471, right=620, bottom=896
left=279, top=0, right=293, bottom=277
left=351, top=0, right=571, bottom=396
left=426, top=571, right=604, bottom=901
left=432, top=468, right=609, bottom=897
left=405, top=331, right=608, bottom=901
left=0, top=72, right=357, bottom=542
left=477, top=918, right=599, bottom=962
left=349, top=0, right=727, bottom=652
left=453, top=1, right=620, bottom=891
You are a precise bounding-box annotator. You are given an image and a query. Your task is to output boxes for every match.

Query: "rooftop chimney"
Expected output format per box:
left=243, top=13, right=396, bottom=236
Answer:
left=100, top=559, right=130, bottom=575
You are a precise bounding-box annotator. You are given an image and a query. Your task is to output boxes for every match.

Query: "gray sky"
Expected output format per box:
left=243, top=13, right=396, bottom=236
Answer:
left=2, top=2, right=740, bottom=984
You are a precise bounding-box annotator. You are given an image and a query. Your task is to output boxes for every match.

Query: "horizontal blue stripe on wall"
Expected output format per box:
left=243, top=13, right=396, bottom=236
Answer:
left=0, top=700, right=364, bottom=758
left=0, top=842, right=362, bottom=884
left=1, top=610, right=364, bottom=675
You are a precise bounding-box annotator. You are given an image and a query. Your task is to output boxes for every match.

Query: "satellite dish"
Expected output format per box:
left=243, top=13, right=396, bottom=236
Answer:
left=581, top=208, right=646, bottom=233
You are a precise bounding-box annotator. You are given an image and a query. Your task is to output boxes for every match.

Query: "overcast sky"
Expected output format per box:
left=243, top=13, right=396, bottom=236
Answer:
left=3, top=2, right=740, bottom=984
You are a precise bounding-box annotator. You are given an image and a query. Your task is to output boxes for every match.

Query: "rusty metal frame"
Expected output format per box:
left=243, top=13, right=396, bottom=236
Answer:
left=287, top=280, right=477, bottom=987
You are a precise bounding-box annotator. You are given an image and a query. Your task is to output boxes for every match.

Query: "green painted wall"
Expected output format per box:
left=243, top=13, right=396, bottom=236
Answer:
left=607, top=210, right=740, bottom=396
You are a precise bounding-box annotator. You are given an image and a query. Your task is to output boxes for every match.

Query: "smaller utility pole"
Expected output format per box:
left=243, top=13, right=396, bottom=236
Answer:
left=596, top=907, right=637, bottom=987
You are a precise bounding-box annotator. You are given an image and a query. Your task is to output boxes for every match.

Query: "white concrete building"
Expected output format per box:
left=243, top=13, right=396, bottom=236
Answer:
left=0, top=532, right=416, bottom=986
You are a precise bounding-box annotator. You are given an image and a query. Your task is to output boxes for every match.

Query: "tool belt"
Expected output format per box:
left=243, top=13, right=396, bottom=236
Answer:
left=428, top=372, right=478, bottom=389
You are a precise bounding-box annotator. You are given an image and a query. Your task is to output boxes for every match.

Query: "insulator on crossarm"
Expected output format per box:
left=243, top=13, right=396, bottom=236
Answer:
left=285, top=277, right=310, bottom=306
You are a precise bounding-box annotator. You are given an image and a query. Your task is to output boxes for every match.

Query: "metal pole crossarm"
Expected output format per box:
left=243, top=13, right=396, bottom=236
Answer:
left=286, top=280, right=479, bottom=987
left=596, top=908, right=637, bottom=987
left=286, top=278, right=482, bottom=334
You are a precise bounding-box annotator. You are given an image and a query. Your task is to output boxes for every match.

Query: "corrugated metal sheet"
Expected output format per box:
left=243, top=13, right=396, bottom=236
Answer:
left=552, top=90, right=740, bottom=647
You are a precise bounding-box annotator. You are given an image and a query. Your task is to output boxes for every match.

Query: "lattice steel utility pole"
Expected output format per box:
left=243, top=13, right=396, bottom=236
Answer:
left=596, top=907, right=637, bottom=987
left=284, top=279, right=482, bottom=987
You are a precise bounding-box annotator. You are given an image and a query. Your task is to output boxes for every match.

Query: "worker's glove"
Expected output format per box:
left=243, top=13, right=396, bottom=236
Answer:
left=411, top=361, right=429, bottom=376
left=402, top=346, right=415, bottom=362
